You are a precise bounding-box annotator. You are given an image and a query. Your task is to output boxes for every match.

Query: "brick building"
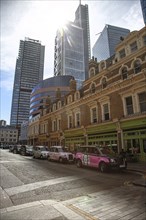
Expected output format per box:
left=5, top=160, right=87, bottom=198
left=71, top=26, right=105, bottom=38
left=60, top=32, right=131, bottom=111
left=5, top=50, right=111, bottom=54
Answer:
left=28, top=27, right=146, bottom=161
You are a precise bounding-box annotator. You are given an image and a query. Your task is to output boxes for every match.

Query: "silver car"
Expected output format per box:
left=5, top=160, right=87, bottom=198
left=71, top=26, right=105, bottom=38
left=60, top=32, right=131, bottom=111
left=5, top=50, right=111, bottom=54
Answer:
left=33, top=146, right=49, bottom=159
left=48, top=146, right=74, bottom=163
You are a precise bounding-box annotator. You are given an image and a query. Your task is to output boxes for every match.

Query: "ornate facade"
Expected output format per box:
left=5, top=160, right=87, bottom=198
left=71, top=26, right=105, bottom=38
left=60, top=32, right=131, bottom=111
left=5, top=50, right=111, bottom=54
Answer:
left=28, top=27, right=146, bottom=161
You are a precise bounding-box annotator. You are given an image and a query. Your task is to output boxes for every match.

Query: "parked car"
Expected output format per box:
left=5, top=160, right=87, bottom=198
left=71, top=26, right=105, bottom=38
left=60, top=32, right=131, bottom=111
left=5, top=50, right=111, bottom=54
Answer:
left=20, top=145, right=33, bottom=156
left=0, top=144, right=10, bottom=149
left=48, top=146, right=74, bottom=163
left=75, top=145, right=127, bottom=172
left=9, top=144, right=15, bottom=152
left=33, top=146, right=49, bottom=159
left=13, top=144, right=22, bottom=154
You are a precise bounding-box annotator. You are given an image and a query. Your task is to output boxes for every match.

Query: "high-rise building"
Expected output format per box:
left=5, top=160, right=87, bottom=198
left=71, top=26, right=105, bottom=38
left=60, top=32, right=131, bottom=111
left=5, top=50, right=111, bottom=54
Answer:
left=92, top=25, right=130, bottom=62
left=10, top=37, right=45, bottom=129
left=54, top=3, right=90, bottom=88
left=140, top=0, right=146, bottom=25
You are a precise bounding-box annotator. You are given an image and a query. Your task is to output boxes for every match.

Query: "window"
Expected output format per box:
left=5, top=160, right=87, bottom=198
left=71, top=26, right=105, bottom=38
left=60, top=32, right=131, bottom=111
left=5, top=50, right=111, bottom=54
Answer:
left=89, top=68, right=95, bottom=78
left=53, top=104, right=56, bottom=111
left=143, top=35, right=146, bottom=45
left=100, top=61, right=105, bottom=70
left=121, top=67, right=128, bottom=80
left=68, top=95, right=72, bottom=104
left=52, top=120, right=57, bottom=131
left=68, top=115, right=73, bottom=128
left=138, top=92, right=146, bottom=113
left=75, top=92, right=80, bottom=100
left=58, top=101, right=61, bottom=109
left=91, top=107, right=97, bottom=123
left=102, top=78, right=107, bottom=89
left=103, top=104, right=109, bottom=121
left=75, top=113, right=80, bottom=127
left=134, top=60, right=141, bottom=74
left=130, top=41, right=137, bottom=52
left=125, top=96, right=134, bottom=115
left=119, top=49, right=126, bottom=58
left=57, top=119, right=61, bottom=130
left=91, top=83, right=96, bottom=93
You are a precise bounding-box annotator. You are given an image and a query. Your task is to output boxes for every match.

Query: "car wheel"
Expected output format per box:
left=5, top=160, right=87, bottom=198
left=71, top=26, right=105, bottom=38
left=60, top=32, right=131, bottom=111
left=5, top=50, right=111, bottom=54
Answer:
left=76, top=159, right=82, bottom=168
left=99, top=162, right=107, bottom=173
left=33, top=154, right=35, bottom=158
left=13, top=149, right=17, bottom=154
left=59, top=157, right=63, bottom=163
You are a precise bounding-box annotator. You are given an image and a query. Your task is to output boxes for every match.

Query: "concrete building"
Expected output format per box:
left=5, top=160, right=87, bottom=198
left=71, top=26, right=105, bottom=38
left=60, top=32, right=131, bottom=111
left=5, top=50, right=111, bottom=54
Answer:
left=10, top=37, right=45, bottom=130
left=54, top=3, right=90, bottom=88
left=0, top=126, right=18, bottom=146
left=92, top=24, right=130, bottom=62
left=28, top=26, right=146, bottom=162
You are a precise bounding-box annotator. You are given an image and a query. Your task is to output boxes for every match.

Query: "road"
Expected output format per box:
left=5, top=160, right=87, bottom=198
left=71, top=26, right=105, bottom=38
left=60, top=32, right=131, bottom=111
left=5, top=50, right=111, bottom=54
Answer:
left=0, top=149, right=145, bottom=220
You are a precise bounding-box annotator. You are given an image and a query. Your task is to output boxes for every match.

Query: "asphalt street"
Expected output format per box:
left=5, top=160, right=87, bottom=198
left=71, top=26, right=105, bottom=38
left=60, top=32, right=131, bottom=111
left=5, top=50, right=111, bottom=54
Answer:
left=0, top=149, right=145, bottom=220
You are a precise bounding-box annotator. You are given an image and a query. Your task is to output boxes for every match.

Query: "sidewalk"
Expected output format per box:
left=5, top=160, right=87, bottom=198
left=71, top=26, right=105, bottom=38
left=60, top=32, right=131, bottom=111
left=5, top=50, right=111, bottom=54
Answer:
left=127, top=161, right=146, bottom=187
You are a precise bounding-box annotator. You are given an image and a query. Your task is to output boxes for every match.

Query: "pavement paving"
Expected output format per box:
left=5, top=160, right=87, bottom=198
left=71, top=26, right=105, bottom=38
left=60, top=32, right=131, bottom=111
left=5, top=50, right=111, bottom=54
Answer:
left=0, top=162, right=146, bottom=220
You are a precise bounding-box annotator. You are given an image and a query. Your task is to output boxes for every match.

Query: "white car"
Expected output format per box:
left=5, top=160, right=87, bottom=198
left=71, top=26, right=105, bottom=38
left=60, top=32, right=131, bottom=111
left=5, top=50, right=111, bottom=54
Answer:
left=48, top=146, right=74, bottom=163
left=33, top=146, right=49, bottom=159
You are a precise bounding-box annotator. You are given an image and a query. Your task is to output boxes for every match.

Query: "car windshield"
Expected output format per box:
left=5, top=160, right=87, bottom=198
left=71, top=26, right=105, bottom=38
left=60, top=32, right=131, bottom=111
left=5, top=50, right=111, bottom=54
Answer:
left=58, top=148, right=64, bottom=152
left=100, top=147, right=115, bottom=155
left=27, top=146, right=33, bottom=150
left=40, top=147, right=48, bottom=151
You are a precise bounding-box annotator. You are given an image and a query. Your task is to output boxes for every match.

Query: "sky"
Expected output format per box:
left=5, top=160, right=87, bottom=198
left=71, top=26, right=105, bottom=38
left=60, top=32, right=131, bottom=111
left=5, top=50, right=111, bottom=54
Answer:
left=0, top=0, right=144, bottom=125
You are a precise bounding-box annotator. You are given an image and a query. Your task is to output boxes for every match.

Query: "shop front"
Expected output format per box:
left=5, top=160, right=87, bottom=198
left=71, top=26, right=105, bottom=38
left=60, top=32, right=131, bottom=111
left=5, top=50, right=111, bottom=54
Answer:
left=86, top=122, right=121, bottom=151
left=64, top=128, right=85, bottom=152
left=121, top=118, right=146, bottom=162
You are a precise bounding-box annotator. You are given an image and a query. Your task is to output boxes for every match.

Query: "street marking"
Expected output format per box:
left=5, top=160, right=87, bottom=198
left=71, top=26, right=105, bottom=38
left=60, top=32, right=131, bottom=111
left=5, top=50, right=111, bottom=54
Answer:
left=53, top=203, right=86, bottom=220
left=5, top=176, right=82, bottom=196
left=67, top=204, right=99, bottom=220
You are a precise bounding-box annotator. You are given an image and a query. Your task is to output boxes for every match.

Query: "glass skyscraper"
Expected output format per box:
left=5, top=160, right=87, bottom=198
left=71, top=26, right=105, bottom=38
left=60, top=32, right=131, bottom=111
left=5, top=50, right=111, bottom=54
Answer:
left=140, top=0, right=146, bottom=25
left=92, top=25, right=130, bottom=62
left=54, top=3, right=91, bottom=88
left=10, top=37, right=45, bottom=128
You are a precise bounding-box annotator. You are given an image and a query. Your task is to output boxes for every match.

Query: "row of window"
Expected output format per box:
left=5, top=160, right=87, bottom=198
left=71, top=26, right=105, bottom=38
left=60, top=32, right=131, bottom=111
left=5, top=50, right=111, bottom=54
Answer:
left=37, top=91, right=145, bottom=134
left=89, top=58, right=143, bottom=78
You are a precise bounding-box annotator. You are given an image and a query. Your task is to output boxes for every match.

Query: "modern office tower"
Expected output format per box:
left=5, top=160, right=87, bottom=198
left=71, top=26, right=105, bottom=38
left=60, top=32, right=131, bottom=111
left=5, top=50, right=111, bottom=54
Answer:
left=140, top=0, right=146, bottom=25
left=54, top=3, right=91, bottom=88
left=74, top=4, right=91, bottom=80
left=92, top=25, right=130, bottom=62
left=10, top=37, right=45, bottom=129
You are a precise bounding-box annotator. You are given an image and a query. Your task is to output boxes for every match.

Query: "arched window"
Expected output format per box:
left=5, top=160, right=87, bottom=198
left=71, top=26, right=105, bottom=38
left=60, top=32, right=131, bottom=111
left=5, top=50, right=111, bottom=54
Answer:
left=100, top=61, right=105, bottom=70
left=75, top=91, right=80, bottom=100
left=134, top=60, right=141, bottom=74
left=121, top=67, right=128, bottom=80
left=89, top=68, right=95, bottom=78
left=90, top=83, right=96, bottom=93
left=102, top=78, right=107, bottom=89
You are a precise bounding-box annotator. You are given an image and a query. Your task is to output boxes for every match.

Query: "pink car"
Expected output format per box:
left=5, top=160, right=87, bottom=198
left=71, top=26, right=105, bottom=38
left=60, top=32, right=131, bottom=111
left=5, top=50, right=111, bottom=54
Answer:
left=75, top=145, right=127, bottom=172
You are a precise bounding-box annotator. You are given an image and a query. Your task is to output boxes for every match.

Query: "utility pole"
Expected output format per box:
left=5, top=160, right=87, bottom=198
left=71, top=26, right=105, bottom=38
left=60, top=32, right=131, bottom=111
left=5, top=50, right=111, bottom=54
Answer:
left=79, top=0, right=81, bottom=5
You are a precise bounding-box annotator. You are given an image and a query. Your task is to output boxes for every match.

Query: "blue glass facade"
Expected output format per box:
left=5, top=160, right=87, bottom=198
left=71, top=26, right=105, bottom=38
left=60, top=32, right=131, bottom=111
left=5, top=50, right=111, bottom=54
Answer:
left=29, top=75, right=74, bottom=119
left=54, top=4, right=91, bottom=88
left=140, top=0, right=146, bottom=25
left=92, top=25, right=130, bottom=62
left=10, top=38, right=45, bottom=127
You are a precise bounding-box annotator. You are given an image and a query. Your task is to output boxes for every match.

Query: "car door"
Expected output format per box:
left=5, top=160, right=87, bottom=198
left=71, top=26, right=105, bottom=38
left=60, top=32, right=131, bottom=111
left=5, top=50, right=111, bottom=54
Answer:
left=89, top=148, right=101, bottom=168
left=49, top=147, right=55, bottom=160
